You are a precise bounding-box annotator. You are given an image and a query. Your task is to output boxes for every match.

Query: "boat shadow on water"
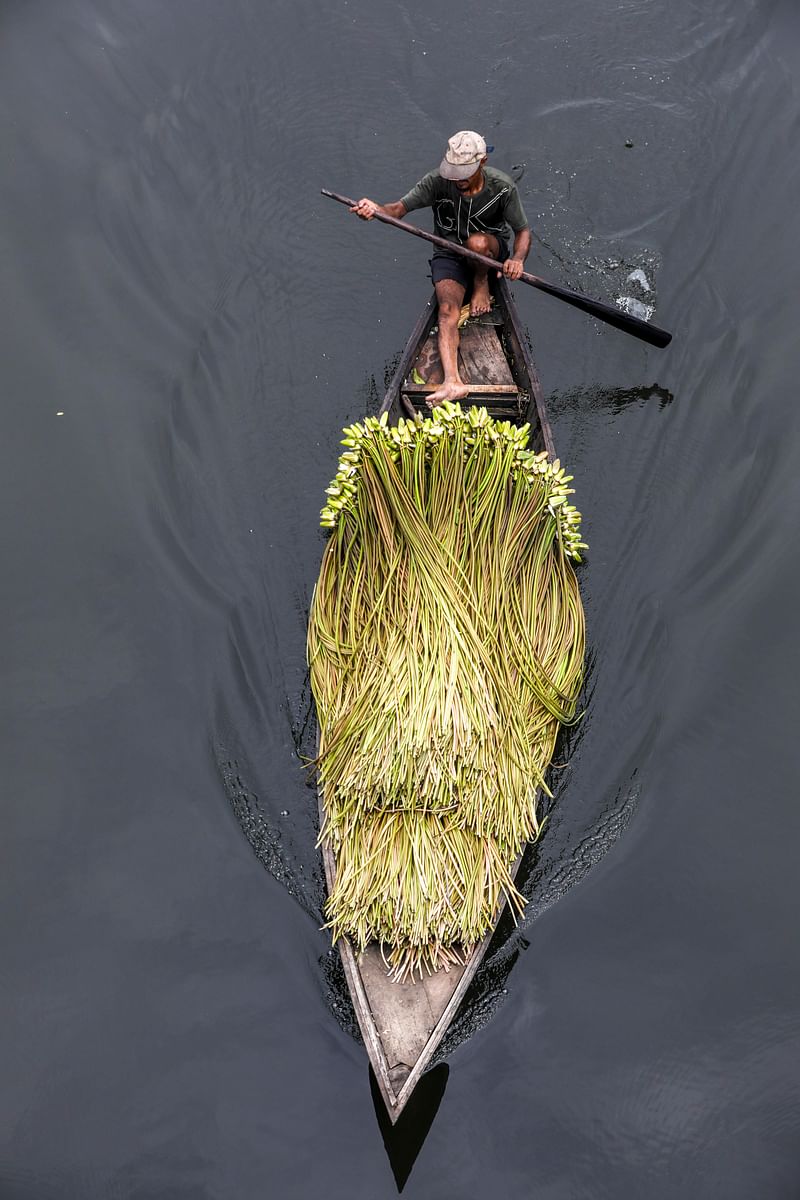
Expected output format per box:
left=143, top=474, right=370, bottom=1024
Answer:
left=548, top=381, right=673, bottom=421
left=369, top=1062, right=449, bottom=1193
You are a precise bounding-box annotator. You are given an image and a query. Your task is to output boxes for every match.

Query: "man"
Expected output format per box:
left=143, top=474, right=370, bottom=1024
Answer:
left=351, top=131, right=532, bottom=405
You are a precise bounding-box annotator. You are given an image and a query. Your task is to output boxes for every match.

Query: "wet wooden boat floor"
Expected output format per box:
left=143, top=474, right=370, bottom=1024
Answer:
left=403, top=318, right=526, bottom=416
left=358, top=947, right=469, bottom=1089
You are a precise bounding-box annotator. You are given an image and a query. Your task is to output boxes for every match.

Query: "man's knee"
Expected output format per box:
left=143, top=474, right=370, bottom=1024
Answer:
left=437, top=298, right=462, bottom=323
left=465, top=232, right=497, bottom=257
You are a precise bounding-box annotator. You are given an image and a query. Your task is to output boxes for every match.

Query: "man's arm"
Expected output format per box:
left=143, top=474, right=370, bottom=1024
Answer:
left=352, top=172, right=439, bottom=221
left=502, top=227, right=532, bottom=279
left=351, top=198, right=407, bottom=221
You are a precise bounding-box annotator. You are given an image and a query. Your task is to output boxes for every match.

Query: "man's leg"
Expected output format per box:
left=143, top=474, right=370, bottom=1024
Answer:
left=427, top=277, right=469, bottom=407
left=465, top=232, right=501, bottom=317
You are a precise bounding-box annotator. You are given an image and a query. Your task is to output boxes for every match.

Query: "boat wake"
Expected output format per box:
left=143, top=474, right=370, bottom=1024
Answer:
left=216, top=681, right=647, bottom=1063
left=434, top=766, right=644, bottom=1063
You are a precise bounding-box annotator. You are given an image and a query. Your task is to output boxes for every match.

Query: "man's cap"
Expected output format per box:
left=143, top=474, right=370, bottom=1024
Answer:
left=439, top=131, right=488, bottom=180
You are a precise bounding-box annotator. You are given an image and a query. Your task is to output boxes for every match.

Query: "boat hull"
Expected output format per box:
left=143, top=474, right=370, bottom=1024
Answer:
left=319, top=277, right=555, bottom=1122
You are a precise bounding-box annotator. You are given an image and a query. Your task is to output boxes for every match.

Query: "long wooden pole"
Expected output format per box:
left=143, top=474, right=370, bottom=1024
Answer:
left=322, top=188, right=672, bottom=350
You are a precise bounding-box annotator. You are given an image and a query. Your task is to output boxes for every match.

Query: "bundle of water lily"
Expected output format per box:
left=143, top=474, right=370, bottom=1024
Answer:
left=308, top=403, right=586, bottom=980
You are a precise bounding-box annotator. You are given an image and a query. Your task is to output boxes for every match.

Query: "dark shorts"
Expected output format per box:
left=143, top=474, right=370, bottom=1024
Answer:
left=429, top=235, right=510, bottom=291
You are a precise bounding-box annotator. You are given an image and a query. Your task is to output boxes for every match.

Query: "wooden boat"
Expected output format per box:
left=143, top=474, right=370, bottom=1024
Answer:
left=319, top=276, right=556, bottom=1123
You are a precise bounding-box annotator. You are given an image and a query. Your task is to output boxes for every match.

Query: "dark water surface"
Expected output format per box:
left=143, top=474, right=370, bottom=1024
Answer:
left=3, top=1, right=800, bottom=1196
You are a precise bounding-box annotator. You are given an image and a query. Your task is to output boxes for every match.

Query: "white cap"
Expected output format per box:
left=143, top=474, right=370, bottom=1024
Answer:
left=438, top=131, right=487, bottom=180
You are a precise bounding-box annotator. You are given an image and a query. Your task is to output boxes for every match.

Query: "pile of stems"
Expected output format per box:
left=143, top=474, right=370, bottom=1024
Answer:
left=308, top=405, right=585, bottom=979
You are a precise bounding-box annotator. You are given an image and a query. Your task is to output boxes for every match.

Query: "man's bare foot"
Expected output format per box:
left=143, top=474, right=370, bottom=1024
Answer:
left=426, top=380, right=471, bottom=408
left=469, top=280, right=492, bottom=317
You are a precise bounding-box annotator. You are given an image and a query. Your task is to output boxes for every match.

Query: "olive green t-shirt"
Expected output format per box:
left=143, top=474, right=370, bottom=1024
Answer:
left=400, top=166, right=528, bottom=246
